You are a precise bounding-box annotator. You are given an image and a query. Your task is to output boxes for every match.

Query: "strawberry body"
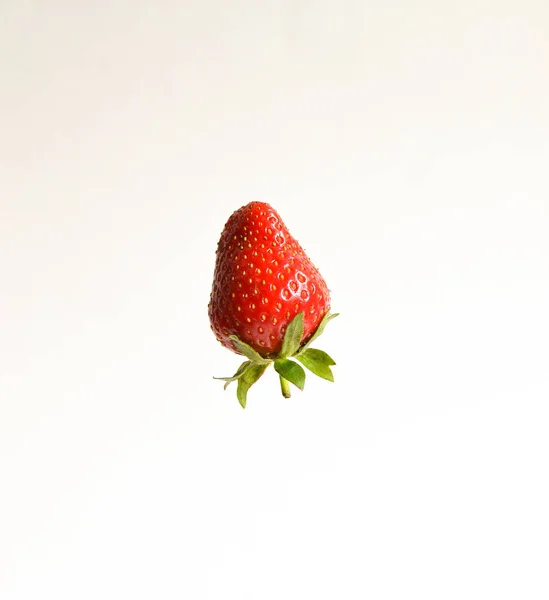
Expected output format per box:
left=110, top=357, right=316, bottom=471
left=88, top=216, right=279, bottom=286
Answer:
left=208, top=202, right=330, bottom=356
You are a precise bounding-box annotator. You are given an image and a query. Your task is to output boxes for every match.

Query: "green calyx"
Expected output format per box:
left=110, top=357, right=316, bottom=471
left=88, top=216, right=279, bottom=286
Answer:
left=213, top=311, right=339, bottom=408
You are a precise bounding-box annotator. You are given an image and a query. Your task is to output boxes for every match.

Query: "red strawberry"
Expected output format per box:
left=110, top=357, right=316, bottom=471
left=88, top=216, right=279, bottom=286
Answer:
left=208, top=201, right=338, bottom=407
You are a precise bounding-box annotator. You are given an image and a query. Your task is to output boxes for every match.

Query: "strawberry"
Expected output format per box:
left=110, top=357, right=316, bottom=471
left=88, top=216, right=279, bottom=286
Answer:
left=208, top=201, right=338, bottom=408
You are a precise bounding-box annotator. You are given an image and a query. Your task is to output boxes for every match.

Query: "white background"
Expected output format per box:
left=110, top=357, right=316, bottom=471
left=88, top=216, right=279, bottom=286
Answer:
left=1, top=1, right=548, bottom=598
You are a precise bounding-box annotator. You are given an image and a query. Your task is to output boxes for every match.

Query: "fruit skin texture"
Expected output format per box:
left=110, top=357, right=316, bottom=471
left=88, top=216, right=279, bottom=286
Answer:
left=208, top=202, right=331, bottom=357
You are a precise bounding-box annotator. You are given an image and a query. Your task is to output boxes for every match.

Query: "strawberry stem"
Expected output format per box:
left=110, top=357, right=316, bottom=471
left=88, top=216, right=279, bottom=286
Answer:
left=214, top=311, right=338, bottom=407
left=279, top=375, right=291, bottom=398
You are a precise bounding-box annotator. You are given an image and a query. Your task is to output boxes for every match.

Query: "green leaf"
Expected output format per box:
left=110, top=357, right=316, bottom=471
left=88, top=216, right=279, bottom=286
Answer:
left=228, top=335, right=271, bottom=365
left=296, top=348, right=336, bottom=382
left=213, top=360, right=252, bottom=390
left=297, top=312, right=339, bottom=355
left=236, top=363, right=268, bottom=408
left=280, top=312, right=305, bottom=358
left=274, top=359, right=306, bottom=391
